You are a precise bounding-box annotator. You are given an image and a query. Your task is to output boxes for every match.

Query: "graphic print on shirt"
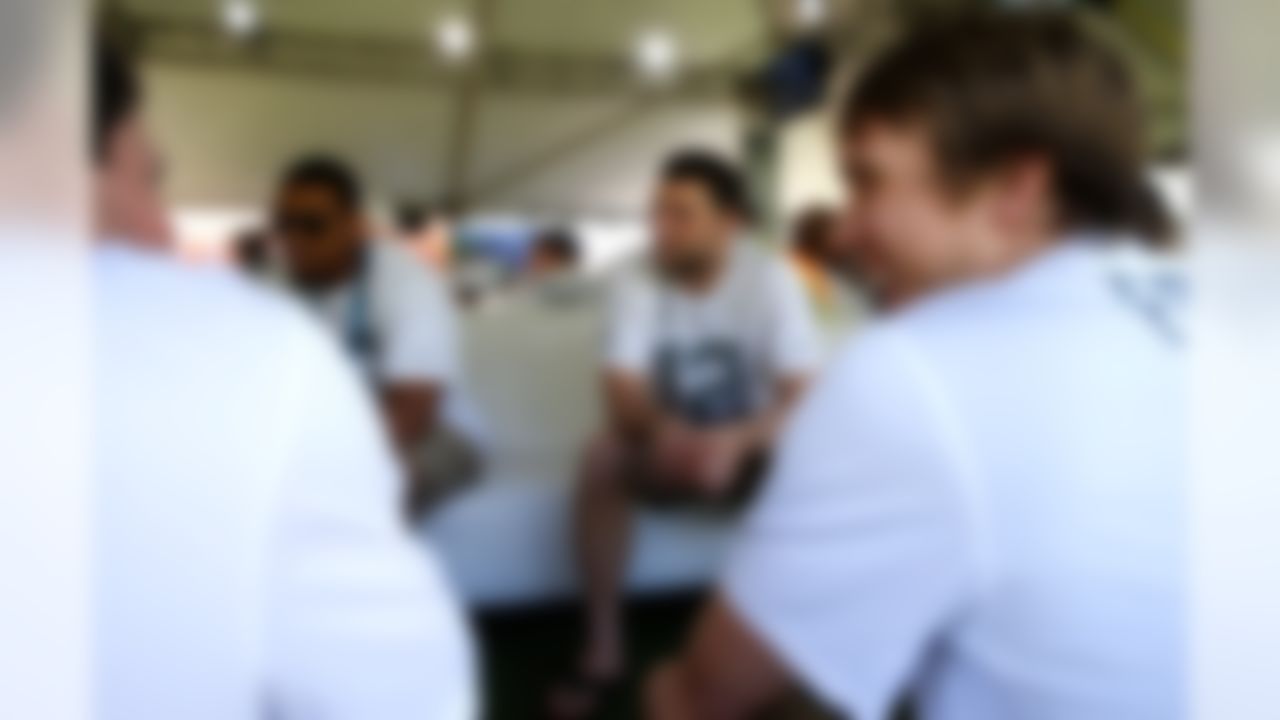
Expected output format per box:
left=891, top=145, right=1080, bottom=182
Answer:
left=656, top=339, right=753, bottom=426
left=1108, top=267, right=1188, bottom=349
left=340, top=248, right=382, bottom=385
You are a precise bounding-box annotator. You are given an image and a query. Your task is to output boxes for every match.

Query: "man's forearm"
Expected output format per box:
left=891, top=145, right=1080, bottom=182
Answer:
left=739, top=375, right=811, bottom=453
left=381, top=383, right=442, bottom=458
left=604, top=371, right=665, bottom=444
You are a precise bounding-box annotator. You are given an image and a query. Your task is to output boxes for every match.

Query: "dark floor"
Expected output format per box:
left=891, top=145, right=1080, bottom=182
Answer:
left=474, top=591, right=851, bottom=720
left=475, top=591, right=701, bottom=720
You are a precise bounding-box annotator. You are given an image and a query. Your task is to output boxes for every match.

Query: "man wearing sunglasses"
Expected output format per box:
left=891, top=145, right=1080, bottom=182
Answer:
left=272, top=156, right=463, bottom=518
left=93, top=42, right=475, bottom=720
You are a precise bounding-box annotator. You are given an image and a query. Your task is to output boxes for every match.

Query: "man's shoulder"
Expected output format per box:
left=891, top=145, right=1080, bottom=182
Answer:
left=95, top=245, right=326, bottom=353
left=368, top=239, right=452, bottom=308
left=370, top=239, right=442, bottom=284
left=725, top=241, right=803, bottom=299
left=605, top=257, right=660, bottom=302
left=882, top=249, right=1077, bottom=343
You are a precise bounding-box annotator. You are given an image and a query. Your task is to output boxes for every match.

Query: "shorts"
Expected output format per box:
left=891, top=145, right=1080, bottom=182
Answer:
left=621, top=444, right=770, bottom=514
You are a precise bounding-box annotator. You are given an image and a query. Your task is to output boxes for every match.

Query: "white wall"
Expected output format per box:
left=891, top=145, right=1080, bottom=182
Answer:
left=776, top=109, right=844, bottom=223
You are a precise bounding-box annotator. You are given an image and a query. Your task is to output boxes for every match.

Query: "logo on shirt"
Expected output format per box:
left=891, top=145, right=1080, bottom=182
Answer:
left=657, top=340, right=753, bottom=426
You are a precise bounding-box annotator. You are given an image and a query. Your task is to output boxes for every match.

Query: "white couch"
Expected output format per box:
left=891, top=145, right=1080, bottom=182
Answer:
left=422, top=280, right=734, bottom=609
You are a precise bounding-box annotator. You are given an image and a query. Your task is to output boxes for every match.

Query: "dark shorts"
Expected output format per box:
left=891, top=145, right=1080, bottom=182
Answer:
left=619, top=445, right=770, bottom=514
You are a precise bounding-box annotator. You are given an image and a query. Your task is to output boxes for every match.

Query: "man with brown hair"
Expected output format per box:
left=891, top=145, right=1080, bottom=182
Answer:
left=648, top=10, right=1184, bottom=720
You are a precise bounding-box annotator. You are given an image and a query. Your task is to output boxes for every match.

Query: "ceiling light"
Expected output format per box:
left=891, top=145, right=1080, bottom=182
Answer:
left=634, top=28, right=679, bottom=83
left=221, top=0, right=261, bottom=39
left=794, top=0, right=828, bottom=29
left=436, top=15, right=476, bottom=62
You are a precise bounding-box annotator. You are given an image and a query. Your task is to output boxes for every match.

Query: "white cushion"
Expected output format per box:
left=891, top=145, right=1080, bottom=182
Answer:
left=423, top=283, right=733, bottom=607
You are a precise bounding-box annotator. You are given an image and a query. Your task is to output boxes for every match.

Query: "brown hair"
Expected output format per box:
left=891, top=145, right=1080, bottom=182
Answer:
left=95, top=38, right=142, bottom=166
left=842, top=10, right=1175, bottom=247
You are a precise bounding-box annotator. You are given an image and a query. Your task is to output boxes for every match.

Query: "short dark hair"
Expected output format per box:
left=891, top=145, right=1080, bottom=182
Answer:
left=532, top=227, right=581, bottom=266
left=396, top=202, right=436, bottom=235
left=94, top=38, right=141, bottom=165
left=279, top=154, right=364, bottom=209
left=661, top=149, right=755, bottom=222
left=793, top=205, right=837, bottom=260
left=843, top=10, right=1173, bottom=246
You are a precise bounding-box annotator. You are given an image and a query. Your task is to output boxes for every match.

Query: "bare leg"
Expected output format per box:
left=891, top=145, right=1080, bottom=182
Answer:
left=548, top=434, right=634, bottom=718
left=574, top=433, right=633, bottom=678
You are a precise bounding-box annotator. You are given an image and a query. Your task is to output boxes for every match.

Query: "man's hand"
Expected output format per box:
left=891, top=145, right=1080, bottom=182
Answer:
left=652, top=421, right=703, bottom=485
left=381, top=382, right=442, bottom=459
left=688, top=425, right=753, bottom=497
left=651, top=423, right=751, bottom=497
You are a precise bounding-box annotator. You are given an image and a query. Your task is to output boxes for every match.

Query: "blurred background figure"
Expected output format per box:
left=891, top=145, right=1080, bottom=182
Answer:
left=788, top=205, right=841, bottom=317
left=270, top=155, right=476, bottom=518
left=396, top=201, right=454, bottom=274
left=651, top=10, right=1184, bottom=720
left=93, top=39, right=475, bottom=720
left=523, top=226, right=599, bottom=308
left=787, top=204, right=872, bottom=343
left=549, top=150, right=821, bottom=719
left=526, top=227, right=582, bottom=283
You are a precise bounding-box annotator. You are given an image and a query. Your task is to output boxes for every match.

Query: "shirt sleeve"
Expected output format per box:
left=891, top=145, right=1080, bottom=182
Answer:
left=604, top=272, right=658, bottom=376
left=767, top=259, right=824, bottom=378
left=263, top=329, right=477, bottom=720
left=376, top=250, right=460, bottom=386
left=723, top=327, right=979, bottom=720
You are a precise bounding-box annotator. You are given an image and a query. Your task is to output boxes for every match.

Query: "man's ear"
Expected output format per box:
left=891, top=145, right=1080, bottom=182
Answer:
left=990, top=154, right=1054, bottom=235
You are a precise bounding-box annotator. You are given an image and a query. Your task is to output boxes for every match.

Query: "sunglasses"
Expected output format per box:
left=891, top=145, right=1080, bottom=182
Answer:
left=274, top=212, right=337, bottom=238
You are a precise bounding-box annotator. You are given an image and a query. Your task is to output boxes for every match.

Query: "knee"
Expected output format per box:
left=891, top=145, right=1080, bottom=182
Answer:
left=580, top=432, right=628, bottom=490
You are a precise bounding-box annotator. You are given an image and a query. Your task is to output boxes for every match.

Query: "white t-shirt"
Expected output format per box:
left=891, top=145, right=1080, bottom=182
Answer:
left=93, top=246, right=476, bottom=720
left=725, top=240, right=1186, bottom=720
left=607, top=242, right=822, bottom=425
left=306, top=239, right=459, bottom=387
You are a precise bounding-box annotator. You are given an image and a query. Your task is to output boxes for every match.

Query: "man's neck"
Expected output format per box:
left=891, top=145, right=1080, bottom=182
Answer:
left=962, top=228, right=1055, bottom=286
left=298, top=245, right=365, bottom=295
left=898, top=230, right=1056, bottom=309
left=994, top=230, right=1055, bottom=276
left=670, top=241, right=733, bottom=296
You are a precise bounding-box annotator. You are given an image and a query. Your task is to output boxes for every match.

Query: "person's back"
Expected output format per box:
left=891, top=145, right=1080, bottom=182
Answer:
left=90, top=38, right=474, bottom=720
left=93, top=247, right=475, bottom=719
left=712, top=241, right=1184, bottom=720
left=650, top=12, right=1184, bottom=720
left=886, top=241, right=1184, bottom=718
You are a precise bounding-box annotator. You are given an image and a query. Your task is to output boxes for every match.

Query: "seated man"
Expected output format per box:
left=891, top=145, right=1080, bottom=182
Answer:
left=551, top=150, right=822, bottom=717
left=271, top=157, right=470, bottom=517
left=649, top=10, right=1184, bottom=720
